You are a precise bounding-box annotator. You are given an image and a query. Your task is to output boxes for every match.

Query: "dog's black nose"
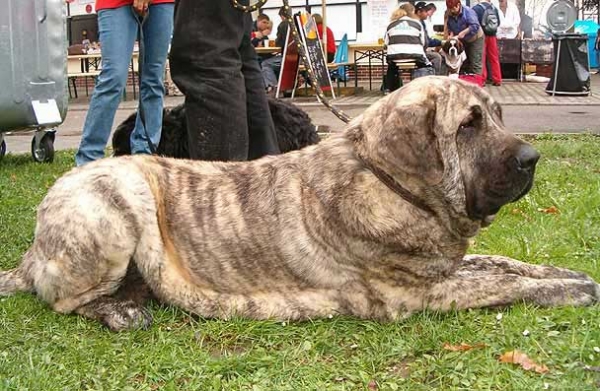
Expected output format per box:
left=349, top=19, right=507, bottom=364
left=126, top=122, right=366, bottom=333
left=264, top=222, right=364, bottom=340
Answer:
left=516, top=145, right=540, bottom=170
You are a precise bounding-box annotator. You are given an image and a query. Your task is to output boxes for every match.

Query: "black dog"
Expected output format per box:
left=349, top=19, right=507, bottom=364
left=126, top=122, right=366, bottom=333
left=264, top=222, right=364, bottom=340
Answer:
left=112, top=98, right=320, bottom=158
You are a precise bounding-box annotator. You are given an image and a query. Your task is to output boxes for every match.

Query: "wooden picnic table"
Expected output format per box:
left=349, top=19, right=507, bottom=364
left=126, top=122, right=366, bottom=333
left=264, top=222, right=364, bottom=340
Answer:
left=67, top=52, right=139, bottom=98
left=349, top=43, right=385, bottom=91
left=255, top=46, right=281, bottom=55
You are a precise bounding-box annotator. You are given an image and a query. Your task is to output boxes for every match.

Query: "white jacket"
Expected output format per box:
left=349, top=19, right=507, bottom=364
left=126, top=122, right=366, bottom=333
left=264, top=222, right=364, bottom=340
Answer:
left=495, top=1, right=521, bottom=39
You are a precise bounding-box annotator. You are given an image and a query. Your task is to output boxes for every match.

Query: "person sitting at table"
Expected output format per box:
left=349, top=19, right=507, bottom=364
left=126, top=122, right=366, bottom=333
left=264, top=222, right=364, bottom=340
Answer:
left=444, top=0, right=484, bottom=78
left=426, top=3, right=438, bottom=38
left=383, top=3, right=433, bottom=94
left=415, top=2, right=444, bottom=75
left=312, top=13, right=336, bottom=63
left=81, top=29, right=91, bottom=52
left=251, top=20, right=272, bottom=48
left=251, top=14, right=271, bottom=47
left=252, top=13, right=270, bottom=33
left=261, top=6, right=290, bottom=95
left=75, top=0, right=174, bottom=166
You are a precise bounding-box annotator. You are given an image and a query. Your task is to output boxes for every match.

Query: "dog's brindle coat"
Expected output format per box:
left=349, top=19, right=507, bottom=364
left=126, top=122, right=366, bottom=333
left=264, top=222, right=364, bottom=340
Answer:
left=1, top=77, right=598, bottom=331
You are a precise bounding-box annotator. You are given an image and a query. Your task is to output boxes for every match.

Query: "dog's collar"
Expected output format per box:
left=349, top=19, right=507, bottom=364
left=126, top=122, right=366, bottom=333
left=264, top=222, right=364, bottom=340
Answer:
left=360, top=159, right=435, bottom=215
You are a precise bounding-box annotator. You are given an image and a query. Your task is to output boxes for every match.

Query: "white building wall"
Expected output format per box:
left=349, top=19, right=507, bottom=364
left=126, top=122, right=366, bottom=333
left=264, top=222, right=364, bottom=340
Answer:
left=263, top=0, right=449, bottom=44
left=67, top=0, right=96, bottom=16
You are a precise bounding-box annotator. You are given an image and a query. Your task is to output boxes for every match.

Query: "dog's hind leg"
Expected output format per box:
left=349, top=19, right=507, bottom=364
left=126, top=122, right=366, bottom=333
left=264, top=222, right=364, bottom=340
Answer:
left=23, top=170, right=157, bottom=331
left=36, top=244, right=154, bottom=331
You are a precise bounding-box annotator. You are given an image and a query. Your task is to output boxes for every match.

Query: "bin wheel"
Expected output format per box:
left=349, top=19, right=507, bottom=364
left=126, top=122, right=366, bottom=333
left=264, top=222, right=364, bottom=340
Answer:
left=0, top=139, right=6, bottom=160
left=31, top=133, right=54, bottom=163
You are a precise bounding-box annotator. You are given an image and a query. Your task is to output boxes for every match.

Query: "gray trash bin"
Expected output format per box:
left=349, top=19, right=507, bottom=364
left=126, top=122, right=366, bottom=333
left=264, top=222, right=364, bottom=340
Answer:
left=0, top=0, right=68, bottom=162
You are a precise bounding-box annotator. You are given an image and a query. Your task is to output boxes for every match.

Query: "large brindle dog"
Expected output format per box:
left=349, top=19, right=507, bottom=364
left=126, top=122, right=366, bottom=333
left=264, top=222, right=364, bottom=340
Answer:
left=1, top=77, right=598, bottom=331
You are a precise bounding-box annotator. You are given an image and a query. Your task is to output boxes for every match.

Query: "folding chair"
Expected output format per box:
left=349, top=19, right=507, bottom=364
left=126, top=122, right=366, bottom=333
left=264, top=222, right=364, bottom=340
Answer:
left=330, top=33, right=349, bottom=83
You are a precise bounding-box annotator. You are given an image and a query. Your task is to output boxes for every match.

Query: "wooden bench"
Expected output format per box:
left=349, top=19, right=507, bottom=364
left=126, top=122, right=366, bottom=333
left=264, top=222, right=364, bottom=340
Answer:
left=67, top=53, right=139, bottom=100
left=68, top=70, right=101, bottom=99
left=393, top=59, right=418, bottom=81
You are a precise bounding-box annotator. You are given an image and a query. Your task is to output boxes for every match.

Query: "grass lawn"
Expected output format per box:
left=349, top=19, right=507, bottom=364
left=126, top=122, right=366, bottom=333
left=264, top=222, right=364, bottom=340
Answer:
left=0, top=134, right=599, bottom=390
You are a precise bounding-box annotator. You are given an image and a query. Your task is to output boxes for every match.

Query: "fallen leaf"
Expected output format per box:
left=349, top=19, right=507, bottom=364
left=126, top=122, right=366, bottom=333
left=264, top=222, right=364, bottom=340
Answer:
left=368, top=380, right=378, bottom=390
left=538, top=206, right=560, bottom=215
left=443, top=342, right=487, bottom=352
left=499, top=350, right=549, bottom=374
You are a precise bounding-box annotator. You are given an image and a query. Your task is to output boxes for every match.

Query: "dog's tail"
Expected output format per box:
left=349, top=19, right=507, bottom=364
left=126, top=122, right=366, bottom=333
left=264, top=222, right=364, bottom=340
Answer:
left=0, top=267, right=31, bottom=296
left=0, top=252, right=33, bottom=295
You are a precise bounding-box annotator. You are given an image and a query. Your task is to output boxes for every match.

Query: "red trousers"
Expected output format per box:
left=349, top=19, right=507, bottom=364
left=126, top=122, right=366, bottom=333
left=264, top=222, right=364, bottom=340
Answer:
left=482, top=35, right=502, bottom=85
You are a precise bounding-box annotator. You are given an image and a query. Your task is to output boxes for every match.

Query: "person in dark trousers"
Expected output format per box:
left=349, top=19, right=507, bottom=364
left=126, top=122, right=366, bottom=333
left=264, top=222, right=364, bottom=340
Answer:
left=473, top=0, right=502, bottom=86
left=169, top=0, right=280, bottom=161
left=384, top=4, right=433, bottom=94
left=444, top=0, right=484, bottom=76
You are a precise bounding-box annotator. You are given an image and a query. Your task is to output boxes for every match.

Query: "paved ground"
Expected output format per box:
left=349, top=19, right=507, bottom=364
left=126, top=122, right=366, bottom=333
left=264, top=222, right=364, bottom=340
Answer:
left=3, top=75, right=600, bottom=157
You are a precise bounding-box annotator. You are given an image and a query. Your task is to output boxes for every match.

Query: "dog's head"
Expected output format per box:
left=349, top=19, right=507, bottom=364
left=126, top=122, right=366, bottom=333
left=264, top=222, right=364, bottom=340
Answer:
left=349, top=77, right=539, bottom=234
left=441, top=38, right=466, bottom=75
left=442, top=38, right=464, bottom=56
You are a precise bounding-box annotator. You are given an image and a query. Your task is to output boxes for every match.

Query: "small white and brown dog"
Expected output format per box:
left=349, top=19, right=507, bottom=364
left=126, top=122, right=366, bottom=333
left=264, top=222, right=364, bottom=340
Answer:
left=440, top=38, right=467, bottom=79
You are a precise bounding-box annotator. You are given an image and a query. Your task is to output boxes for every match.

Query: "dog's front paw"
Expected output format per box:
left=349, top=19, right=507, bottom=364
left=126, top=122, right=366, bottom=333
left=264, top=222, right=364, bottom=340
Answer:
left=529, top=279, right=600, bottom=308
left=103, top=301, right=153, bottom=332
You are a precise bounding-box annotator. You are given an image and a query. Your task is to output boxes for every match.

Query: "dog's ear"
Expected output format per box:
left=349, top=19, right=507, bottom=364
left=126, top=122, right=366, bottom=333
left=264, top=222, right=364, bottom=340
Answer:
left=354, top=95, right=444, bottom=185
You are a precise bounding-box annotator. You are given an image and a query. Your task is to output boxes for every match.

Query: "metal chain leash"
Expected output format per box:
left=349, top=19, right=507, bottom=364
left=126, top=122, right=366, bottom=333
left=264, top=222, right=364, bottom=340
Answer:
left=232, top=0, right=352, bottom=124
left=231, top=0, right=269, bottom=12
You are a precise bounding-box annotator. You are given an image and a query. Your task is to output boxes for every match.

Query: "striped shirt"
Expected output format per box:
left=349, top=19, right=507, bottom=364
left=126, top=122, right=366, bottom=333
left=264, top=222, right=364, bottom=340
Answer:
left=384, top=17, right=431, bottom=67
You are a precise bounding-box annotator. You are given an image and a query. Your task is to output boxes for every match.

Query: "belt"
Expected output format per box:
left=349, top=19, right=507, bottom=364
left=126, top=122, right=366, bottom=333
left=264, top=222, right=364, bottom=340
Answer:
left=465, top=29, right=484, bottom=43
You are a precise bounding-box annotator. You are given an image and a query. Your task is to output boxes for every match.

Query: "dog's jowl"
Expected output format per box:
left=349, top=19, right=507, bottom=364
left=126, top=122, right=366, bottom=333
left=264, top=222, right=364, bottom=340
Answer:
left=1, top=78, right=598, bottom=331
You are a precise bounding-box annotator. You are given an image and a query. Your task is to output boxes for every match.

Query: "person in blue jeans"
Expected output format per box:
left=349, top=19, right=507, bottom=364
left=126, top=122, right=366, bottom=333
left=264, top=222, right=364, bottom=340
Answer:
left=75, top=0, right=174, bottom=166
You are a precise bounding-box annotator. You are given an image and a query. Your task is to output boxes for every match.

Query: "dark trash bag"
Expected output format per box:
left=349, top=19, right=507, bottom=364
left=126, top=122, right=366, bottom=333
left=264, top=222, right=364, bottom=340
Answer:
left=546, top=33, right=591, bottom=96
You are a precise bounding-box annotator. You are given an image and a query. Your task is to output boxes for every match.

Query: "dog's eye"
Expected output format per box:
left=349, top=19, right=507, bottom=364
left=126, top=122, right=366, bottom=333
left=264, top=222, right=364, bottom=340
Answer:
left=459, top=106, right=482, bottom=133
left=459, top=118, right=475, bottom=132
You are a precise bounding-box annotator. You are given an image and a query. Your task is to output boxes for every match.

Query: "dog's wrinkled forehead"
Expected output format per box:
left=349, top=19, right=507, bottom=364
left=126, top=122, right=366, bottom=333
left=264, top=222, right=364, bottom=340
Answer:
left=385, top=77, right=501, bottom=119
left=357, top=77, right=502, bottom=138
